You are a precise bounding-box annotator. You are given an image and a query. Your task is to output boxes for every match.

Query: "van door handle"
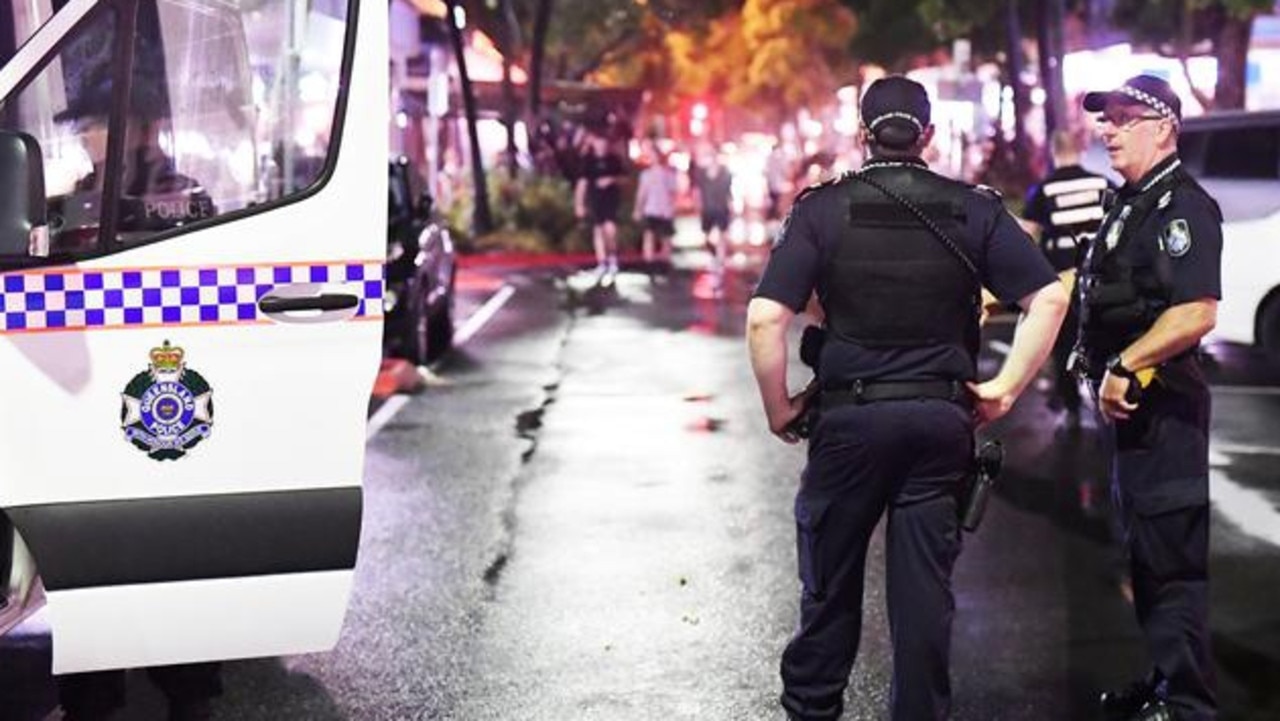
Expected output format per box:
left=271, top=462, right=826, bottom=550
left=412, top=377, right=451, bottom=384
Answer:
left=258, top=293, right=359, bottom=313
left=258, top=286, right=363, bottom=325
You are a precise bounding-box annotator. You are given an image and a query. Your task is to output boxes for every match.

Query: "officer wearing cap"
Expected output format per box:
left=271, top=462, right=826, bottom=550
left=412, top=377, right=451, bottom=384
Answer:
left=1075, top=74, right=1222, bottom=721
left=747, top=75, right=1068, bottom=720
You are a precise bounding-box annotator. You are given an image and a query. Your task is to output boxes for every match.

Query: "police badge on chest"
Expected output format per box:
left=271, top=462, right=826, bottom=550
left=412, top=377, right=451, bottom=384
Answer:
left=1104, top=205, right=1132, bottom=251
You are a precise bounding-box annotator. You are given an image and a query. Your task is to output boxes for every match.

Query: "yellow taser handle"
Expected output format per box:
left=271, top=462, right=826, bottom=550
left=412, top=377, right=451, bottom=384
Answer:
left=1135, top=367, right=1157, bottom=388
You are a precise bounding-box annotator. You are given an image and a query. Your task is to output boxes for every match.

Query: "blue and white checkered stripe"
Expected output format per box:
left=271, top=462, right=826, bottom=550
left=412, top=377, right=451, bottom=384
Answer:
left=0, top=262, right=384, bottom=333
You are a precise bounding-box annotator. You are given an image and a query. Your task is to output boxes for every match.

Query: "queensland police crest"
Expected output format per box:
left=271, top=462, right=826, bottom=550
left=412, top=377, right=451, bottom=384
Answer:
left=120, top=340, right=214, bottom=461
left=1163, top=218, right=1192, bottom=258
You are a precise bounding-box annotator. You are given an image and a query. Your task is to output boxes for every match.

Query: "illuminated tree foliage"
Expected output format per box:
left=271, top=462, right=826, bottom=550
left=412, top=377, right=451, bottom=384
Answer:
left=1112, top=0, right=1272, bottom=110
left=619, top=0, right=859, bottom=124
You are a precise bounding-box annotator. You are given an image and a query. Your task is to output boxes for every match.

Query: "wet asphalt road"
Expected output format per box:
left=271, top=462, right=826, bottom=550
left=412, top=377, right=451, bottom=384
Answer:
left=3, top=255, right=1280, bottom=720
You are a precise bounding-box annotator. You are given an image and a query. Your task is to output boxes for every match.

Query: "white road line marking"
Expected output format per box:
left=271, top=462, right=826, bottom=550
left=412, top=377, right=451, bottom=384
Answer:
left=1210, top=385, right=1280, bottom=396
left=454, top=284, right=516, bottom=346
left=1212, top=441, right=1280, bottom=457
left=1212, top=470, right=1280, bottom=547
left=988, top=340, right=1013, bottom=357
left=366, top=395, right=411, bottom=440
left=367, top=284, right=516, bottom=440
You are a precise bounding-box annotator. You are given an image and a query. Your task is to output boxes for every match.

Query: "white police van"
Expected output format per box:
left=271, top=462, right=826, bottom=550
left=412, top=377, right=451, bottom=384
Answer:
left=0, top=0, right=386, bottom=673
left=1177, top=109, right=1280, bottom=360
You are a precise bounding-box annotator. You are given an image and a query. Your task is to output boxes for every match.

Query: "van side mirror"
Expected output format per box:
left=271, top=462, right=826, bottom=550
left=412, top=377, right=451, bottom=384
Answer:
left=0, top=131, right=48, bottom=257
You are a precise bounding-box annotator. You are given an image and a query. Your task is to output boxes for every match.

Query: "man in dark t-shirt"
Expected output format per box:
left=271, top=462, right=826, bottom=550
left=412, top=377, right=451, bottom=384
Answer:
left=692, top=151, right=734, bottom=293
left=1022, top=130, right=1114, bottom=423
left=574, top=132, right=626, bottom=275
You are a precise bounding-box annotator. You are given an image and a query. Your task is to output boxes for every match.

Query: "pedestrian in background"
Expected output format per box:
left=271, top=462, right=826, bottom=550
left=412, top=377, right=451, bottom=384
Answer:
left=1022, top=129, right=1114, bottom=427
left=1075, top=74, right=1223, bottom=721
left=765, top=142, right=791, bottom=222
left=575, top=130, right=626, bottom=276
left=691, top=149, right=734, bottom=294
left=747, top=75, right=1067, bottom=721
left=634, top=149, right=678, bottom=277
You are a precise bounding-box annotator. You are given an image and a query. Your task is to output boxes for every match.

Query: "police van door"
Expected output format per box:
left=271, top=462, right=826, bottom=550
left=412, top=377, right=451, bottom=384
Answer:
left=0, top=0, right=386, bottom=672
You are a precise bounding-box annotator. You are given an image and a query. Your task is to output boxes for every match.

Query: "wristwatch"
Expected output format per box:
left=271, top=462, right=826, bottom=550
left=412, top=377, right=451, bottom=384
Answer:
left=1105, top=354, right=1138, bottom=382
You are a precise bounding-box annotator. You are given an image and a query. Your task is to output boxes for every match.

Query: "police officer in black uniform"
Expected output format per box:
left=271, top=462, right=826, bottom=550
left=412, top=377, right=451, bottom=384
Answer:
left=747, top=76, right=1068, bottom=721
left=1022, top=130, right=1114, bottom=425
left=1075, top=75, right=1222, bottom=721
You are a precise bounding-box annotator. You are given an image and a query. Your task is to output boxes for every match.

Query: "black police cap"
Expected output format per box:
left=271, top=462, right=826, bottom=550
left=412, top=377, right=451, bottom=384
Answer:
left=54, top=68, right=170, bottom=124
left=1083, top=74, right=1182, bottom=127
left=861, top=75, right=931, bottom=147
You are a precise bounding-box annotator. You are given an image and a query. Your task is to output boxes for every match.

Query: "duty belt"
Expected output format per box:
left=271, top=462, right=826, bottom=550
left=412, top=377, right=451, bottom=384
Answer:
left=820, top=379, right=970, bottom=408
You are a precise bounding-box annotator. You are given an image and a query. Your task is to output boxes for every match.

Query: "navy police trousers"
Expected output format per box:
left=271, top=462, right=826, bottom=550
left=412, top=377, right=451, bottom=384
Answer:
left=1112, top=376, right=1217, bottom=720
left=780, top=398, right=972, bottom=721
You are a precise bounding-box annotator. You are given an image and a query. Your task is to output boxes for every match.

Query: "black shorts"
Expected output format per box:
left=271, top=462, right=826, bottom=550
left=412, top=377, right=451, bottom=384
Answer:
left=589, top=189, right=621, bottom=226
left=643, top=215, right=675, bottom=237
left=701, top=209, right=730, bottom=233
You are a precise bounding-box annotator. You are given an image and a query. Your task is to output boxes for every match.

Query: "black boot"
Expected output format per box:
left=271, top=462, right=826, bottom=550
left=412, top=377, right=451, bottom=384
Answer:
left=1132, top=700, right=1175, bottom=721
left=1100, top=675, right=1158, bottom=721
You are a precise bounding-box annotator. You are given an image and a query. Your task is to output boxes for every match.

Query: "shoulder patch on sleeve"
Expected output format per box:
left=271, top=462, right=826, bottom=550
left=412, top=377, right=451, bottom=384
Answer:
left=772, top=209, right=795, bottom=249
left=973, top=183, right=1004, bottom=200
left=1162, top=218, right=1192, bottom=258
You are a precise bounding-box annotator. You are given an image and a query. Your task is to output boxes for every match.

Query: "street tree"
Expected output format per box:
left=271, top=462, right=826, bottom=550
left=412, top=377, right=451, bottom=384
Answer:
left=841, top=0, right=1041, bottom=186
left=641, top=0, right=858, bottom=129
left=1112, top=0, right=1273, bottom=110
left=446, top=0, right=494, bottom=234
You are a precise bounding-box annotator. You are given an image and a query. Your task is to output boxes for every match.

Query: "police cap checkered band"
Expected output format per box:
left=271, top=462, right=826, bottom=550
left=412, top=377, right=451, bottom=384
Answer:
left=861, top=75, right=931, bottom=137
left=1083, top=74, right=1182, bottom=127
left=867, top=112, right=924, bottom=134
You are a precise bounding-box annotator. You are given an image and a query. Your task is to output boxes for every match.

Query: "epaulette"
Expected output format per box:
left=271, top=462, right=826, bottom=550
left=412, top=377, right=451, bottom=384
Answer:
left=971, top=183, right=1003, bottom=201
left=794, top=173, right=848, bottom=203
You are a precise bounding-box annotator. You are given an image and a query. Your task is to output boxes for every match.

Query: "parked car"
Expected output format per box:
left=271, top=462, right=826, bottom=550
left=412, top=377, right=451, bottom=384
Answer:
left=384, top=157, right=456, bottom=364
left=1178, top=109, right=1280, bottom=361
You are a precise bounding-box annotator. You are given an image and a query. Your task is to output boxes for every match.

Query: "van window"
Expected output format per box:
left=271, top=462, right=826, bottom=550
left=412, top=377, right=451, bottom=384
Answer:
left=0, top=7, right=119, bottom=253
left=1200, top=125, right=1280, bottom=180
left=0, top=0, right=353, bottom=256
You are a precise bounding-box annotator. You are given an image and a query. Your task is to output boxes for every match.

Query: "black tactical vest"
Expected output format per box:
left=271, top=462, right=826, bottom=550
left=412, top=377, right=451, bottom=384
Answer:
left=1077, top=162, right=1218, bottom=366
left=820, top=167, right=981, bottom=360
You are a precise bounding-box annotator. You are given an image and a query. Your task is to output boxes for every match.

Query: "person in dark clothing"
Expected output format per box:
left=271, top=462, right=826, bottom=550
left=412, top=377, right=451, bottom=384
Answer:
left=692, top=151, right=734, bottom=293
left=1077, top=74, right=1223, bottom=721
left=1022, top=129, right=1114, bottom=425
left=574, top=132, right=626, bottom=275
left=747, top=75, right=1068, bottom=721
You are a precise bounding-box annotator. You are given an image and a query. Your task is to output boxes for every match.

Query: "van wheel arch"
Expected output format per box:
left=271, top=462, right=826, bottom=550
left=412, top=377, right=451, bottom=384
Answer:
left=1257, top=288, right=1280, bottom=363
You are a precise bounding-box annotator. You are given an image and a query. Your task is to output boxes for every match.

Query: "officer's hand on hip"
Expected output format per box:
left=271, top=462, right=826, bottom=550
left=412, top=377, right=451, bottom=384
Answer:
left=768, top=384, right=816, bottom=445
left=967, top=379, right=1016, bottom=427
left=1099, top=371, right=1139, bottom=421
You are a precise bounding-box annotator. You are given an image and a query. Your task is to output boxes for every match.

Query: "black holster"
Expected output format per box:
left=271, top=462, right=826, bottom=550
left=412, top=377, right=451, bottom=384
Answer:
left=961, top=440, right=1004, bottom=532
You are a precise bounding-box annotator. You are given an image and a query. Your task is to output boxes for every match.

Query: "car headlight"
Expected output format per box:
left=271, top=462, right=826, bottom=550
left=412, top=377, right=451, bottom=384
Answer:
left=383, top=288, right=399, bottom=313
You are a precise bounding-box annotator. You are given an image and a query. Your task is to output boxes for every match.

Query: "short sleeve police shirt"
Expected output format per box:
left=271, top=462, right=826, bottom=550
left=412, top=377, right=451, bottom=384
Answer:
left=1111, top=170, right=1223, bottom=306
left=1162, top=185, right=1223, bottom=304
left=754, top=162, right=1058, bottom=381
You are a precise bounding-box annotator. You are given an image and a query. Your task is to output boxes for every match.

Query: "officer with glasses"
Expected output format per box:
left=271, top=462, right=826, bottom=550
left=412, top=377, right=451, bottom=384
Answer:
left=1074, top=74, right=1223, bottom=721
